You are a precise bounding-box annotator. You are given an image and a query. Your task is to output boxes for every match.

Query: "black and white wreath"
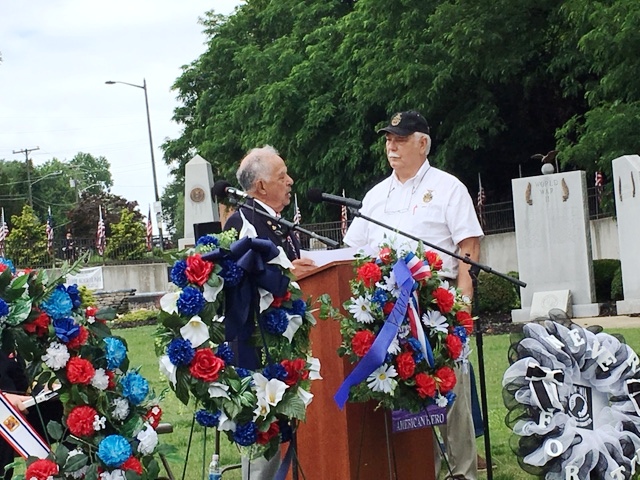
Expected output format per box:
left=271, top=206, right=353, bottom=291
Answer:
left=503, top=310, right=640, bottom=480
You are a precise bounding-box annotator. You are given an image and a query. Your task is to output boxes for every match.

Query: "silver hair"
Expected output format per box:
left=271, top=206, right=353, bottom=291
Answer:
left=236, top=145, right=280, bottom=192
left=415, top=132, right=432, bottom=156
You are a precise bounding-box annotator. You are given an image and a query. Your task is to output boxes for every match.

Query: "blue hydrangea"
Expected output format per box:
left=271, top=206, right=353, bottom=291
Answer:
left=216, top=343, right=234, bottom=365
left=233, top=422, right=258, bottom=446
left=0, top=299, right=9, bottom=318
left=279, top=419, right=293, bottom=443
left=219, top=258, right=244, bottom=287
left=41, top=286, right=73, bottom=319
left=371, top=289, right=388, bottom=307
left=170, top=260, right=188, bottom=288
left=195, top=409, right=221, bottom=428
left=196, top=235, right=219, bottom=247
left=167, top=338, right=195, bottom=366
left=408, top=338, right=425, bottom=362
left=288, top=299, right=306, bottom=317
left=105, top=337, right=127, bottom=370
left=52, top=317, right=80, bottom=343
left=97, top=435, right=132, bottom=467
left=0, top=258, right=15, bottom=273
left=236, top=368, right=252, bottom=378
left=120, top=372, right=149, bottom=405
left=262, top=363, right=287, bottom=381
left=177, top=286, right=205, bottom=316
left=261, top=309, right=288, bottom=335
left=66, top=284, right=82, bottom=309
left=454, top=326, right=468, bottom=343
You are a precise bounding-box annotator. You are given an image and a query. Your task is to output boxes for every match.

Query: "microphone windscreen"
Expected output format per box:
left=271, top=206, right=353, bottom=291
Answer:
left=212, top=180, right=232, bottom=199
left=307, top=188, right=324, bottom=203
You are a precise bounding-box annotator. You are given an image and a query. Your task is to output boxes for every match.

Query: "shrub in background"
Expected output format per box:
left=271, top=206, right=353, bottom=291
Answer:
left=477, top=270, right=520, bottom=313
left=611, top=266, right=624, bottom=301
left=593, top=259, right=621, bottom=302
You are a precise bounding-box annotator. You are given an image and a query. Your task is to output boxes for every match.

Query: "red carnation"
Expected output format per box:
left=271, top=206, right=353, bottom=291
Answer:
left=356, top=262, right=382, bottom=288
left=456, top=310, right=474, bottom=335
left=415, top=373, right=437, bottom=398
left=25, top=458, right=59, bottom=480
left=121, top=456, right=143, bottom=474
left=433, top=287, right=455, bottom=313
left=66, top=356, right=96, bottom=385
left=185, top=254, right=214, bottom=286
left=395, top=352, right=416, bottom=380
left=0, top=264, right=7, bottom=273
left=351, top=330, right=376, bottom=357
left=257, top=421, right=280, bottom=445
left=445, top=334, right=463, bottom=360
left=383, top=302, right=395, bottom=315
left=281, top=358, right=309, bottom=386
left=378, top=247, right=393, bottom=264
left=67, top=325, right=89, bottom=349
left=67, top=405, right=98, bottom=437
left=425, top=251, right=443, bottom=271
left=271, top=291, right=292, bottom=308
left=436, top=366, right=457, bottom=393
left=23, top=310, right=50, bottom=336
left=189, top=349, right=225, bottom=382
left=106, top=370, right=116, bottom=389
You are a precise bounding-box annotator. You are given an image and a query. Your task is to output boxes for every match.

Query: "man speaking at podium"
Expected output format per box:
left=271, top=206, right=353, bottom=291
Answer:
left=344, top=110, right=483, bottom=480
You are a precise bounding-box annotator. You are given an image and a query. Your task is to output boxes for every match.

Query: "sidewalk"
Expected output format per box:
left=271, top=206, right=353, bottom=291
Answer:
left=574, top=315, right=640, bottom=329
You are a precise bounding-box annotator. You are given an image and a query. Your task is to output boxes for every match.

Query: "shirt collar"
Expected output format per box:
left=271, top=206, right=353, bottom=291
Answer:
left=253, top=199, right=279, bottom=217
left=391, top=158, right=431, bottom=187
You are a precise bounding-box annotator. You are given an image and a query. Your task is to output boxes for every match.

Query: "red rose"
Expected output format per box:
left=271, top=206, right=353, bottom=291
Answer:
left=351, top=330, right=376, bottom=357
left=436, top=366, right=457, bottom=393
left=382, top=302, right=395, bottom=315
left=395, top=352, right=416, bottom=380
left=257, top=421, right=280, bottom=445
left=189, top=349, right=225, bottom=382
left=425, top=251, right=443, bottom=271
left=415, top=373, right=436, bottom=398
left=67, top=405, right=98, bottom=437
left=121, top=456, right=143, bottom=474
left=67, top=326, right=89, bottom=349
left=66, top=357, right=96, bottom=385
left=433, top=287, right=454, bottom=313
left=281, top=358, right=309, bottom=386
left=445, top=334, right=463, bottom=360
left=378, top=247, right=393, bottom=264
left=25, top=458, right=59, bottom=480
left=24, top=311, right=50, bottom=336
left=356, top=262, right=382, bottom=288
left=271, top=291, right=292, bottom=308
left=185, top=254, right=214, bottom=286
left=456, top=310, right=474, bottom=335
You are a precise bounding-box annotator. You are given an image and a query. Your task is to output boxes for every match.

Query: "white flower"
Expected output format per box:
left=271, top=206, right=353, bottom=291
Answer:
left=208, top=382, right=230, bottom=399
left=252, top=373, right=288, bottom=406
left=218, top=410, right=236, bottom=432
left=100, top=470, right=126, bottom=480
left=258, top=287, right=274, bottom=313
left=42, top=342, right=70, bottom=370
left=203, top=280, right=224, bottom=303
left=283, top=313, right=303, bottom=343
left=307, top=356, right=322, bottom=380
left=435, top=394, right=449, bottom=407
left=180, top=315, right=209, bottom=347
left=136, top=423, right=158, bottom=455
left=91, top=368, right=109, bottom=391
left=253, top=397, right=271, bottom=420
left=111, top=397, right=130, bottom=421
left=93, top=415, right=106, bottom=431
left=376, top=271, right=400, bottom=298
left=348, top=296, right=375, bottom=324
left=397, top=324, right=411, bottom=339
left=160, top=292, right=179, bottom=314
left=367, top=364, right=398, bottom=394
left=159, top=355, right=177, bottom=386
left=422, top=310, right=448, bottom=334
left=387, top=336, right=401, bottom=355
left=86, top=313, right=96, bottom=324
left=211, top=314, right=225, bottom=323
left=297, top=387, right=314, bottom=407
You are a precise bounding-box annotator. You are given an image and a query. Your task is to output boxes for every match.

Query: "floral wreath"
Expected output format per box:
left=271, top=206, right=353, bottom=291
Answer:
left=320, top=242, right=473, bottom=413
left=502, top=310, right=640, bottom=479
left=0, top=258, right=164, bottom=480
left=155, top=229, right=319, bottom=461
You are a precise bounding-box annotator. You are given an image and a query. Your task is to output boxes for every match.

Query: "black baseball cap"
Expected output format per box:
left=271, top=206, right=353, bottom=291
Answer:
left=377, top=110, right=430, bottom=136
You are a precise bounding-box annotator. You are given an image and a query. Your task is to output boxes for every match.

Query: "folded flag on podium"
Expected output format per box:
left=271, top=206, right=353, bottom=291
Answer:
left=0, top=392, right=50, bottom=459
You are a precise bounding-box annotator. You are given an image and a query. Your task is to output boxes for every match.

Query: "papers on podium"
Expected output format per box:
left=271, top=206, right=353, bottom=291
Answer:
left=300, top=247, right=359, bottom=268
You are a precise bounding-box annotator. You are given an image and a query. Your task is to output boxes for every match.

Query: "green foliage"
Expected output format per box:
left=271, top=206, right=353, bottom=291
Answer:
left=5, top=205, right=48, bottom=268
left=611, top=265, right=624, bottom=302
left=593, top=259, right=621, bottom=302
left=113, top=308, right=159, bottom=327
left=78, top=285, right=97, bottom=308
left=104, top=209, right=146, bottom=260
left=477, top=270, right=520, bottom=314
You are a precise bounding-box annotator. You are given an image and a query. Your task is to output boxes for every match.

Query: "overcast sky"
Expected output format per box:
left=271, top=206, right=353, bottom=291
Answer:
left=0, top=0, right=241, bottom=232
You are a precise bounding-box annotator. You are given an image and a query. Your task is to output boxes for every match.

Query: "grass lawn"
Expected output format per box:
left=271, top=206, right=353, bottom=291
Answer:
left=119, top=325, right=640, bottom=480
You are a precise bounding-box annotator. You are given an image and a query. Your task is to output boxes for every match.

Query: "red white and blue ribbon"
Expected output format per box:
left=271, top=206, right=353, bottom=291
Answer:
left=405, top=252, right=431, bottom=282
left=0, top=392, right=50, bottom=459
left=404, top=253, right=434, bottom=367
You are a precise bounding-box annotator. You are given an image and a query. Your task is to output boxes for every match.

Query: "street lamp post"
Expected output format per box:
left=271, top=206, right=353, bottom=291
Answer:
left=105, top=79, right=164, bottom=250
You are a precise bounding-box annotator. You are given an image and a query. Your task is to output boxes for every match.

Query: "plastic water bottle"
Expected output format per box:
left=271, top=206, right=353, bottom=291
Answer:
left=208, top=453, right=222, bottom=480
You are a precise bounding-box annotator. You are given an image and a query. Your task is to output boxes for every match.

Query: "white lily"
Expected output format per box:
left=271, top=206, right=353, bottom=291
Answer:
left=208, top=382, right=230, bottom=399
left=160, top=292, right=180, bottom=314
left=253, top=397, right=271, bottom=420
left=307, top=356, right=322, bottom=380
left=258, top=287, right=274, bottom=313
left=297, top=387, right=314, bottom=407
left=179, top=315, right=209, bottom=347
left=203, top=280, right=224, bottom=302
left=158, top=355, right=177, bottom=386
left=283, top=313, right=303, bottom=343
left=218, top=410, right=236, bottom=432
left=253, top=372, right=288, bottom=406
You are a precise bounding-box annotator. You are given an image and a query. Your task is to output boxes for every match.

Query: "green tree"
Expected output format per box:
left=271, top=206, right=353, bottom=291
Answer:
left=66, top=192, right=142, bottom=239
left=5, top=205, right=48, bottom=268
left=104, top=209, right=146, bottom=261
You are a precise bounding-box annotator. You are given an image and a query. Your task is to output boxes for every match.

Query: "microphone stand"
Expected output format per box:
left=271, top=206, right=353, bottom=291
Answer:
left=349, top=208, right=526, bottom=480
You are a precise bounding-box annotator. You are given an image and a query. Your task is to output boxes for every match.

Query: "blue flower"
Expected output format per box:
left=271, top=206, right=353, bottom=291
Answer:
left=233, top=422, right=258, bottom=446
left=0, top=299, right=9, bottom=318
left=0, top=258, right=15, bottom=273
left=216, top=343, right=234, bottom=365
left=105, top=337, right=127, bottom=370
left=167, top=338, right=195, bottom=366
left=195, top=409, right=221, bottom=428
left=41, top=286, right=73, bottom=319
left=279, top=419, right=293, bottom=443
left=177, top=286, right=205, bottom=316
left=170, top=260, right=188, bottom=288
left=120, top=372, right=149, bottom=405
left=236, top=367, right=251, bottom=378
left=408, top=338, right=425, bottom=362
left=196, top=235, right=219, bottom=247
left=454, top=326, right=468, bottom=343
left=66, top=284, right=82, bottom=309
left=97, top=434, right=132, bottom=467
left=288, top=299, right=306, bottom=317
left=52, top=317, right=80, bottom=343
left=445, top=391, right=457, bottom=405
left=263, top=363, right=287, bottom=381
left=371, top=289, right=388, bottom=307
left=219, top=258, right=244, bottom=287
left=261, top=309, right=288, bottom=335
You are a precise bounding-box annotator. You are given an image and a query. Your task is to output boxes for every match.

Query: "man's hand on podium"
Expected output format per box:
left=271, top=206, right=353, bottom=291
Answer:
left=291, top=258, right=317, bottom=277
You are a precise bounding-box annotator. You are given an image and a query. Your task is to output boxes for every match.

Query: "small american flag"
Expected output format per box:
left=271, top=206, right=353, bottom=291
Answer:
left=0, top=208, right=8, bottom=257
left=477, top=173, right=486, bottom=228
left=46, top=206, right=54, bottom=253
left=146, top=205, right=153, bottom=251
left=340, top=189, right=348, bottom=238
left=96, top=206, right=106, bottom=256
left=293, top=194, right=301, bottom=225
left=595, top=171, right=604, bottom=188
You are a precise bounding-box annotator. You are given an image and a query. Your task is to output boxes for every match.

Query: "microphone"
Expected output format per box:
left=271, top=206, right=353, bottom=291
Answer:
left=212, top=180, right=251, bottom=201
left=307, top=188, right=362, bottom=210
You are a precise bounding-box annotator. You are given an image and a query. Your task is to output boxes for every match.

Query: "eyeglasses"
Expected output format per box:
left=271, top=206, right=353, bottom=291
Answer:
left=383, top=166, right=431, bottom=214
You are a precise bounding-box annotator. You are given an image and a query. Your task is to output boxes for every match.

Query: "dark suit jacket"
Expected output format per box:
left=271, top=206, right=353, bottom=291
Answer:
left=223, top=200, right=301, bottom=261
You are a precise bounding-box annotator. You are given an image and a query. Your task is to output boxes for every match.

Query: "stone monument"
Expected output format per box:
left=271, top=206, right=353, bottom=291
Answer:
left=613, top=154, right=640, bottom=314
left=511, top=170, right=599, bottom=322
left=178, top=155, right=219, bottom=249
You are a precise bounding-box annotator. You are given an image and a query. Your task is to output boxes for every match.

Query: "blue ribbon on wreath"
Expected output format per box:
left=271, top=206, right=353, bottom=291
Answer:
left=334, top=259, right=414, bottom=409
left=202, top=236, right=290, bottom=369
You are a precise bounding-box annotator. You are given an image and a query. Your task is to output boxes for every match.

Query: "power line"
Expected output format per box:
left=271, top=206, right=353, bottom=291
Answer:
left=12, top=146, right=39, bottom=207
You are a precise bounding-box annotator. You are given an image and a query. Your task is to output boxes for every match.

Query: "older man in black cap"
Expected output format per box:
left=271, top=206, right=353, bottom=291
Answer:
left=344, top=110, right=483, bottom=480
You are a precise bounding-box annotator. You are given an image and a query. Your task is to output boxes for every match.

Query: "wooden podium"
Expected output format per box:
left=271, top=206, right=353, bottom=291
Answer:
left=290, top=260, right=435, bottom=480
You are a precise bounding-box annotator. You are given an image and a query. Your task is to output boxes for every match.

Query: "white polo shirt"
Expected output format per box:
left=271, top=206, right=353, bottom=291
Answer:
left=343, top=160, right=484, bottom=279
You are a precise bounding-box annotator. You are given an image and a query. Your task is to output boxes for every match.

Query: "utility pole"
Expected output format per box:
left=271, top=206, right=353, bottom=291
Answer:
left=13, top=147, right=40, bottom=207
